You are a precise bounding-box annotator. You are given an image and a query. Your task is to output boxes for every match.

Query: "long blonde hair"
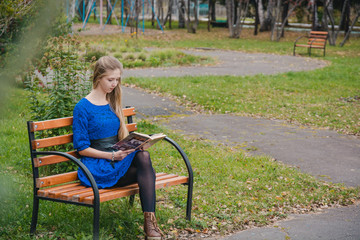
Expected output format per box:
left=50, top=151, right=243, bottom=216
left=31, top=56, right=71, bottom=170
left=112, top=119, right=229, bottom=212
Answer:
left=92, top=56, right=129, bottom=140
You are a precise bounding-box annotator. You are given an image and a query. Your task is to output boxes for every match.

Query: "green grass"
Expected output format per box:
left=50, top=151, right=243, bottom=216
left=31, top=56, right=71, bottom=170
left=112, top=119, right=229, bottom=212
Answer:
left=125, top=55, right=360, bottom=135
left=0, top=88, right=359, bottom=239
left=80, top=28, right=360, bottom=135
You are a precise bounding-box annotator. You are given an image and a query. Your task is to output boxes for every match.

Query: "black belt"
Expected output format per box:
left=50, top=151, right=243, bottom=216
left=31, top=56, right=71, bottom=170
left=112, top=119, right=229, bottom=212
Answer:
left=90, top=135, right=118, bottom=152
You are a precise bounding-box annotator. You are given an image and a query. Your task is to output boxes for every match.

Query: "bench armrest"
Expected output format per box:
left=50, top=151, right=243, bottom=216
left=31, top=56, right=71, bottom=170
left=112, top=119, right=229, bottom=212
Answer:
left=34, top=151, right=100, bottom=206
left=294, top=35, right=308, bottom=45
left=163, top=137, right=193, bottom=185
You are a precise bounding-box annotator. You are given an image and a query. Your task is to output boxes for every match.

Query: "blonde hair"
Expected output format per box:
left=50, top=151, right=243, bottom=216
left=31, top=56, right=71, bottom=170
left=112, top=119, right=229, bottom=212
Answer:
left=92, top=56, right=129, bottom=140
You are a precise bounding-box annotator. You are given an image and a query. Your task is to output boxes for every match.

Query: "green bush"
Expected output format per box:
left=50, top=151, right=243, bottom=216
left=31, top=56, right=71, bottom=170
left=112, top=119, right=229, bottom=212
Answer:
left=26, top=35, right=92, bottom=121
left=84, top=47, right=107, bottom=61
left=114, top=52, right=123, bottom=59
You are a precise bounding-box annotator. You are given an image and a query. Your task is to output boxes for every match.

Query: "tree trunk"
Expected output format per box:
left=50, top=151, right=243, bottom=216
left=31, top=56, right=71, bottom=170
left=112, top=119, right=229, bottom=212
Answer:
left=271, top=0, right=281, bottom=41
left=281, top=0, right=289, bottom=37
left=178, top=0, right=185, bottom=28
left=162, top=0, right=174, bottom=27
left=210, top=0, right=216, bottom=21
left=258, top=0, right=264, bottom=28
left=311, top=0, right=321, bottom=30
left=324, top=0, right=336, bottom=45
left=151, top=0, right=155, bottom=27
left=335, top=0, right=349, bottom=40
left=227, top=0, right=249, bottom=38
left=254, top=0, right=259, bottom=35
left=276, top=0, right=305, bottom=41
left=226, top=0, right=235, bottom=37
left=340, top=3, right=360, bottom=47
left=107, top=0, right=112, bottom=24
left=260, top=0, right=274, bottom=32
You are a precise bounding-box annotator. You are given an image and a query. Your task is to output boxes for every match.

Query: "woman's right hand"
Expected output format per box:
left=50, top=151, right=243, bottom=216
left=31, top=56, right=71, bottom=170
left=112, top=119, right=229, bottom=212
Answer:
left=113, top=149, right=135, bottom=161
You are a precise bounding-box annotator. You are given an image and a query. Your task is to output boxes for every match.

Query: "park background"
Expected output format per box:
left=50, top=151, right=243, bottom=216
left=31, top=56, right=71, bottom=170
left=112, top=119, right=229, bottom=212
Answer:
left=0, top=0, right=359, bottom=239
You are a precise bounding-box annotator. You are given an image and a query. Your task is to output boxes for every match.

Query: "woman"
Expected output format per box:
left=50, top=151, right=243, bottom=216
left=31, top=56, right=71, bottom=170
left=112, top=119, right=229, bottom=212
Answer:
left=73, top=56, right=163, bottom=240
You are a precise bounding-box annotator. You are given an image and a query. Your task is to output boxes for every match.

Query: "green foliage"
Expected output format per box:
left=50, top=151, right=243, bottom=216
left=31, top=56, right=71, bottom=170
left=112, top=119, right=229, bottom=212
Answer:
left=24, top=35, right=92, bottom=173
left=0, top=1, right=71, bottom=63
left=84, top=46, right=107, bottom=62
left=26, top=35, right=92, bottom=121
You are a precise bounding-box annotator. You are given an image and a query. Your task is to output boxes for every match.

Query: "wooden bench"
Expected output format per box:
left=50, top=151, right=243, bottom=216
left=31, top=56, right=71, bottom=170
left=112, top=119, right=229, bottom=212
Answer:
left=27, top=107, right=193, bottom=239
left=293, top=31, right=328, bottom=56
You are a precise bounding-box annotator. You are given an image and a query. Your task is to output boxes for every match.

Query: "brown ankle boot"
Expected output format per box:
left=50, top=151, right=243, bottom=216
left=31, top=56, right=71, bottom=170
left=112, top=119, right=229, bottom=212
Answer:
left=144, top=212, right=163, bottom=240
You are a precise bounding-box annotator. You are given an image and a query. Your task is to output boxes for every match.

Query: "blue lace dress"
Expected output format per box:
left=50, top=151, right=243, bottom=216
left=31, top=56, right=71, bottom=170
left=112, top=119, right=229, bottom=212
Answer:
left=73, top=98, right=137, bottom=188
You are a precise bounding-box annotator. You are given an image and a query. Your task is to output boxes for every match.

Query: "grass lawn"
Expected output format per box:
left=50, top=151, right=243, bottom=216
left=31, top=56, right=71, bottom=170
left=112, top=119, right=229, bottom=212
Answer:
left=1, top=27, right=359, bottom=239
left=0, top=87, right=359, bottom=239
left=80, top=27, right=360, bottom=135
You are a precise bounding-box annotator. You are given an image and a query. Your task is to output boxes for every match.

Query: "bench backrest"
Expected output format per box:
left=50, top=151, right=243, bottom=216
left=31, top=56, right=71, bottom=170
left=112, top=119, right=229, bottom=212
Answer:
left=27, top=107, right=137, bottom=189
left=307, top=31, right=328, bottom=47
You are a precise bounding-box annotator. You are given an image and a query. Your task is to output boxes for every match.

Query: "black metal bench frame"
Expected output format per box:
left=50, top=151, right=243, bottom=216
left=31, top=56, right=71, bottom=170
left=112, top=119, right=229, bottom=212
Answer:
left=27, top=108, right=193, bottom=239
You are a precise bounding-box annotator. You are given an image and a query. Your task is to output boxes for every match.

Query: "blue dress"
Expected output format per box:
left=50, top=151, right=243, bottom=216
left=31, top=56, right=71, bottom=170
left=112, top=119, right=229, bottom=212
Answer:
left=73, top=98, right=137, bottom=188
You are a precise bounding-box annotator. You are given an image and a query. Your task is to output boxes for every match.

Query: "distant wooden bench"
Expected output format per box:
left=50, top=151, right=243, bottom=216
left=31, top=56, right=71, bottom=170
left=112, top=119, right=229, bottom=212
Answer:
left=27, top=107, right=193, bottom=240
left=293, top=31, right=328, bottom=56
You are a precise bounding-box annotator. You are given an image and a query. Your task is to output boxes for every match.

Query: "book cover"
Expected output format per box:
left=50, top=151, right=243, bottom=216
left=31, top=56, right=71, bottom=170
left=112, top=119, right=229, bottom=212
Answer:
left=111, top=132, right=166, bottom=151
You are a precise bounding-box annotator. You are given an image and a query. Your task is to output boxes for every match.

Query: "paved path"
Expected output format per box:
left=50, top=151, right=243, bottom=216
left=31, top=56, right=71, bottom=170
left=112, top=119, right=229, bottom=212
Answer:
left=122, top=49, right=360, bottom=240
left=123, top=49, right=327, bottom=78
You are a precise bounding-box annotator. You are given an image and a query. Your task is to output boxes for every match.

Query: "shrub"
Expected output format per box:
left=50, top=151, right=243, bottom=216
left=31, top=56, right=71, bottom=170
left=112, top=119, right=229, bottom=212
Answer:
left=84, top=47, right=107, bottom=61
left=114, top=52, right=123, bottom=59
left=25, top=35, right=92, bottom=121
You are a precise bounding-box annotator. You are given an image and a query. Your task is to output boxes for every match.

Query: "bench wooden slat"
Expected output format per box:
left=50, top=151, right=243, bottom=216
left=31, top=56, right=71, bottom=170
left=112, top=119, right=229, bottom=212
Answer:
left=308, top=38, right=326, bottom=42
left=38, top=183, right=81, bottom=197
left=48, top=185, right=87, bottom=199
left=36, top=171, right=78, bottom=188
left=61, top=187, right=99, bottom=200
left=70, top=173, right=169, bottom=202
left=30, top=117, right=73, bottom=132
left=126, top=123, right=137, bottom=132
left=123, top=107, right=136, bottom=117
left=310, top=31, right=328, bottom=35
left=32, top=134, right=73, bottom=150
left=83, top=175, right=189, bottom=204
left=31, top=108, right=135, bottom=132
left=34, top=151, right=80, bottom=167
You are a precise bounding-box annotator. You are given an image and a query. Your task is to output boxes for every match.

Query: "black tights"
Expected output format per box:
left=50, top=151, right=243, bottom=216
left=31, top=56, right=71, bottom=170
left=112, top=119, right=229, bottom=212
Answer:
left=114, top=151, right=156, bottom=212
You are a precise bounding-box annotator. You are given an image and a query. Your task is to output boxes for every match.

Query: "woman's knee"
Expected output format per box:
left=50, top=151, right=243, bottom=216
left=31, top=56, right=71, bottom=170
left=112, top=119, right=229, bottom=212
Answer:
left=135, top=150, right=152, bottom=167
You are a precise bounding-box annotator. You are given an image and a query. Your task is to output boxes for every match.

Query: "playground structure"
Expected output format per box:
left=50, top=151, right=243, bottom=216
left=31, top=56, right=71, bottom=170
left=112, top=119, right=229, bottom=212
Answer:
left=66, top=0, right=214, bottom=34
left=66, top=0, right=167, bottom=34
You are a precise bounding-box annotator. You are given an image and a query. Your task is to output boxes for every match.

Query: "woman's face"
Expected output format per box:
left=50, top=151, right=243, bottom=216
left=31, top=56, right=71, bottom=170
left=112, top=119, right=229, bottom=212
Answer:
left=96, top=69, right=121, bottom=94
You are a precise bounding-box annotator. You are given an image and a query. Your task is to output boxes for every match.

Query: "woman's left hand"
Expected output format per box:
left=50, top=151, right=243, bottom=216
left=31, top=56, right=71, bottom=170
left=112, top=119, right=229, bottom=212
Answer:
left=114, top=149, right=135, bottom=161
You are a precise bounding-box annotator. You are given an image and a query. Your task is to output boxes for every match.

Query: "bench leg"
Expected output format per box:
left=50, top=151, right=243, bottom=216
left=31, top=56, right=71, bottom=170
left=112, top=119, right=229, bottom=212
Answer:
left=30, top=197, right=39, bottom=235
left=186, top=181, right=193, bottom=221
left=93, top=204, right=100, bottom=240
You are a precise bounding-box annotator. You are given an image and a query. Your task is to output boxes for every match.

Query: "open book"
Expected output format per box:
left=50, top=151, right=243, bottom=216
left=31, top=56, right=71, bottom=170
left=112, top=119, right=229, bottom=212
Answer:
left=111, top=132, right=166, bottom=151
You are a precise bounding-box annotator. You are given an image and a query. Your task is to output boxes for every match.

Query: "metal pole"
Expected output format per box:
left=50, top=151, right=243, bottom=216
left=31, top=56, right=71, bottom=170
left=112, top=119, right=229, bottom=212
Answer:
left=100, top=0, right=103, bottom=27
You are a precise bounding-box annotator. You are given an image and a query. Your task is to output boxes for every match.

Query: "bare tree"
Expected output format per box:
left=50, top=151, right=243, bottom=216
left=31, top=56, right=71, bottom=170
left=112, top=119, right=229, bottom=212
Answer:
left=178, top=0, right=199, bottom=33
left=226, top=0, right=250, bottom=38
left=335, top=0, right=350, bottom=41
left=270, top=0, right=281, bottom=41
left=340, top=2, right=360, bottom=47
left=275, top=0, right=306, bottom=41
left=162, top=0, right=174, bottom=28
left=260, top=0, right=276, bottom=31
left=323, top=0, right=336, bottom=45
left=178, top=0, right=185, bottom=28
left=257, top=0, right=265, bottom=29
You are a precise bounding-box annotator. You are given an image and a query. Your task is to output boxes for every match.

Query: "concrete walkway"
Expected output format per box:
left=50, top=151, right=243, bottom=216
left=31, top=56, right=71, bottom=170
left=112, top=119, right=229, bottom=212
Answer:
left=122, top=49, right=360, bottom=240
left=123, top=49, right=327, bottom=78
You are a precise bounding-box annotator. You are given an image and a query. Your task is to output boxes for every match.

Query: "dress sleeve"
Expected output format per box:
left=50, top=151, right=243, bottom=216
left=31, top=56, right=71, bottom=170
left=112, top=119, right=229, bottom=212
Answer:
left=73, top=102, right=91, bottom=151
